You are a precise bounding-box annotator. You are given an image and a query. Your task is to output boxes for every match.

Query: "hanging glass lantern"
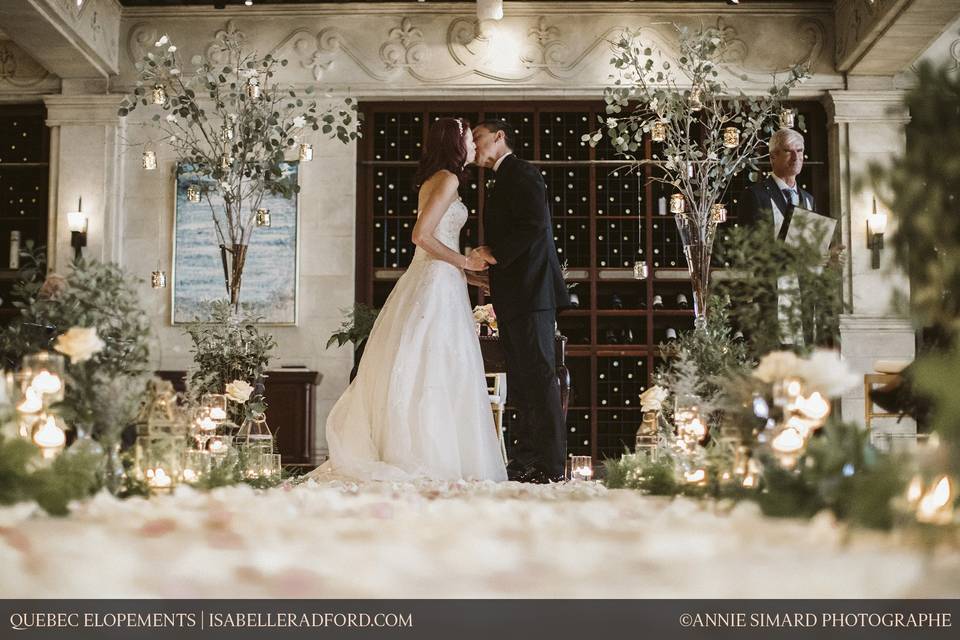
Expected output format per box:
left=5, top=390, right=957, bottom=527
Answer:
left=298, top=143, right=314, bottom=162
left=245, top=77, right=261, bottom=100
left=710, top=203, right=727, bottom=224
left=219, top=154, right=233, bottom=170
left=722, top=127, right=740, bottom=148
left=779, top=108, right=796, bottom=129
left=151, top=84, right=167, bottom=105
left=256, top=209, right=271, bottom=227
left=186, top=184, right=201, bottom=203
left=20, top=352, right=65, bottom=406
left=151, top=270, right=167, bottom=289
left=689, top=86, right=703, bottom=112
left=142, top=150, right=157, bottom=170
left=632, top=260, right=648, bottom=280
left=670, top=193, right=686, bottom=214
left=220, top=124, right=234, bottom=142
left=650, top=121, right=667, bottom=143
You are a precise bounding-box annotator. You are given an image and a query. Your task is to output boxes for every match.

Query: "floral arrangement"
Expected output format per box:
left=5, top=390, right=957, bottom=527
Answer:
left=587, top=24, right=808, bottom=324
left=119, top=31, right=359, bottom=307
left=473, top=304, right=498, bottom=336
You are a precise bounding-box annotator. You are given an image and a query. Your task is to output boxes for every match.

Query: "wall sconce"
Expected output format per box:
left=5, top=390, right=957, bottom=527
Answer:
left=67, top=197, right=87, bottom=260
left=477, top=0, right=504, bottom=21
left=867, top=197, right=887, bottom=270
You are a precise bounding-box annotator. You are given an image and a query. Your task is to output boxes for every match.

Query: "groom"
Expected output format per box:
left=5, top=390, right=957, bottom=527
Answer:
left=470, top=120, right=570, bottom=483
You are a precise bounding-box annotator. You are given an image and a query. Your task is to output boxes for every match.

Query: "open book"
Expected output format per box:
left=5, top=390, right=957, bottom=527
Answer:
left=784, top=207, right=837, bottom=255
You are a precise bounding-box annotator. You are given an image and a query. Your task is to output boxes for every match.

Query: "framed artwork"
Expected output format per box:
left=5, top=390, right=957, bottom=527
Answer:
left=172, top=162, right=300, bottom=325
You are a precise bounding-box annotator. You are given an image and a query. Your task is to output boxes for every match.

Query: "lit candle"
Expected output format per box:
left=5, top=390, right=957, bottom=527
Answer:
left=684, top=468, right=706, bottom=484
left=906, top=475, right=923, bottom=505
left=148, top=468, right=172, bottom=490
left=198, top=416, right=217, bottom=431
left=208, top=438, right=226, bottom=454
left=795, top=391, right=830, bottom=421
left=182, top=468, right=198, bottom=483
left=30, top=371, right=62, bottom=395
left=772, top=427, right=804, bottom=454
left=17, top=388, right=42, bottom=414
left=33, top=415, right=66, bottom=459
left=916, top=476, right=953, bottom=525
left=651, top=121, right=667, bottom=142
left=742, top=474, right=756, bottom=489
left=209, top=407, right=227, bottom=421
left=722, top=127, right=740, bottom=148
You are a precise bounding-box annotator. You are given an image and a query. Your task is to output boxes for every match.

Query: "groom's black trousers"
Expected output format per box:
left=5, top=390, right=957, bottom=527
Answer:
left=498, top=308, right=566, bottom=478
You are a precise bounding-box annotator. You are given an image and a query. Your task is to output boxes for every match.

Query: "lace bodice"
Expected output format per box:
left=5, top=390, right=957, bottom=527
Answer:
left=412, top=200, right=468, bottom=261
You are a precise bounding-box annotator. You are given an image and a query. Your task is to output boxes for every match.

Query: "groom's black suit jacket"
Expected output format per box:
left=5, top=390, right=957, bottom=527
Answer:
left=483, top=154, right=570, bottom=322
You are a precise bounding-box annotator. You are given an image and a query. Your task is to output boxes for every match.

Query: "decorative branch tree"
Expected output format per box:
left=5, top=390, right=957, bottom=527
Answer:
left=119, top=32, right=359, bottom=310
left=587, top=25, right=808, bottom=327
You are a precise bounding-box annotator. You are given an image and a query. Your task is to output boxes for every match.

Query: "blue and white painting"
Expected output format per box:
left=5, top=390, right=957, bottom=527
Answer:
left=172, top=163, right=299, bottom=325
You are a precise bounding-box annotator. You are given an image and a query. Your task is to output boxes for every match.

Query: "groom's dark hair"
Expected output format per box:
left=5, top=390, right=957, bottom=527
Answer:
left=476, top=119, right=515, bottom=152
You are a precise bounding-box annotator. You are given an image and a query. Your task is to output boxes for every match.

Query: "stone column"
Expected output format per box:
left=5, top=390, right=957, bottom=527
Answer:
left=43, top=93, right=126, bottom=272
left=824, top=90, right=915, bottom=432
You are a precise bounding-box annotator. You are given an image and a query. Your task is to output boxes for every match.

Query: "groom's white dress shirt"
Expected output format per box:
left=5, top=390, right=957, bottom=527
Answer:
left=492, top=151, right=513, bottom=172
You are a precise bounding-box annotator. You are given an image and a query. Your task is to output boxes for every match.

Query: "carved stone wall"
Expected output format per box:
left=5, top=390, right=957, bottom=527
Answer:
left=116, top=4, right=841, bottom=97
left=0, top=37, right=60, bottom=97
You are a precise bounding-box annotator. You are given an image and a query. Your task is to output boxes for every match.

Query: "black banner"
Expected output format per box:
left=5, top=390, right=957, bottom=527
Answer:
left=0, top=600, right=956, bottom=639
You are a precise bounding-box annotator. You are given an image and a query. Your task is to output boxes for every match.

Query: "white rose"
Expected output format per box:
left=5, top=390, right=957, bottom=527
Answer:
left=292, top=116, right=306, bottom=129
left=167, top=45, right=177, bottom=53
left=53, top=327, right=105, bottom=364
left=753, top=350, right=803, bottom=384
left=798, top=349, right=859, bottom=398
left=166, top=114, right=176, bottom=122
left=225, top=379, right=254, bottom=404
left=639, top=385, right=669, bottom=412
left=155, top=35, right=169, bottom=47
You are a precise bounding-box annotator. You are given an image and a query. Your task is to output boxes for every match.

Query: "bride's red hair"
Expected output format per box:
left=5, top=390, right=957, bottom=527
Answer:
left=414, top=117, right=471, bottom=190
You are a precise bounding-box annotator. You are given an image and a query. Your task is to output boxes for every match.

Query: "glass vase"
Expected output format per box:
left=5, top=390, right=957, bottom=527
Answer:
left=102, top=441, right=126, bottom=495
left=237, top=412, right=274, bottom=455
left=674, top=213, right=716, bottom=330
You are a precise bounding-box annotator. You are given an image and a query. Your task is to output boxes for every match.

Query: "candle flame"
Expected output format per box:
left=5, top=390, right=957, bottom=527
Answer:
left=33, top=415, right=65, bottom=448
left=906, top=475, right=923, bottom=504
left=684, top=468, right=706, bottom=484
left=772, top=427, right=805, bottom=454
left=796, top=391, right=830, bottom=421
left=17, top=388, right=42, bottom=414
left=31, top=371, right=62, bottom=395
left=148, top=468, right=172, bottom=488
left=917, top=476, right=953, bottom=524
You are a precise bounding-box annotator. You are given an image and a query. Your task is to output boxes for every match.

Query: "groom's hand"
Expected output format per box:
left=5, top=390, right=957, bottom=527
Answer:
left=471, top=246, right=497, bottom=265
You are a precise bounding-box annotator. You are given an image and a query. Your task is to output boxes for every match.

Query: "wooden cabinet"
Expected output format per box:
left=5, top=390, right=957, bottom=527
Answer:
left=156, top=369, right=320, bottom=465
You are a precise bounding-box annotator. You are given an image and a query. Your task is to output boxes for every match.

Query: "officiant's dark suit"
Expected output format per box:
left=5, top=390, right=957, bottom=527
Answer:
left=739, top=175, right=815, bottom=240
left=484, top=152, right=570, bottom=482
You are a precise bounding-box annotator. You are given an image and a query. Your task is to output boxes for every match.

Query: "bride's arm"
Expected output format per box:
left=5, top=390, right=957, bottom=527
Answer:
left=412, top=171, right=488, bottom=271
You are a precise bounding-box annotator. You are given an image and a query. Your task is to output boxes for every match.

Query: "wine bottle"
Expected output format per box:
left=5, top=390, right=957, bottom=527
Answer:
left=604, top=328, right=619, bottom=344
left=676, top=293, right=689, bottom=309
left=652, top=294, right=664, bottom=310
left=9, top=231, right=20, bottom=269
left=665, top=327, right=678, bottom=341
left=610, top=293, right=624, bottom=310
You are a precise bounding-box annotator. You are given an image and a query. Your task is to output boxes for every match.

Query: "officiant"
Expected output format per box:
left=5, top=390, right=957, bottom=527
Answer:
left=738, top=128, right=837, bottom=346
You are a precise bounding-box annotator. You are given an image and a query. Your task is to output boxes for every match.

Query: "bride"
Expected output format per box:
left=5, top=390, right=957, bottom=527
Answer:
left=310, top=118, right=508, bottom=482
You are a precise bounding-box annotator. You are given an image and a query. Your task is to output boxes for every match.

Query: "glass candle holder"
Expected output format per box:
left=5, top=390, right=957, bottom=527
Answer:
left=567, top=455, right=593, bottom=481
left=202, top=394, right=228, bottom=423
left=650, top=121, right=667, bottom=142
left=31, top=412, right=67, bottom=460
left=710, top=203, right=727, bottom=224
left=670, top=193, right=685, bottom=214
left=298, top=143, right=313, bottom=161
left=263, top=453, right=282, bottom=479
left=243, top=450, right=264, bottom=479
left=722, top=127, right=740, bottom=148
left=21, top=352, right=65, bottom=405
left=181, top=450, right=210, bottom=483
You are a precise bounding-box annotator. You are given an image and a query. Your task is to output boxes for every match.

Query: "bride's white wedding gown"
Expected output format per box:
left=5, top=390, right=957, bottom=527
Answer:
left=310, top=200, right=508, bottom=482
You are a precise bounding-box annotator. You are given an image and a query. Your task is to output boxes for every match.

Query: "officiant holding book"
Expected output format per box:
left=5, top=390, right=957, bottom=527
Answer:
left=738, top=128, right=841, bottom=346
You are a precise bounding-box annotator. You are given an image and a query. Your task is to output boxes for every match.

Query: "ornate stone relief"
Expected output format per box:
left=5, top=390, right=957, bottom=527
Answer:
left=0, top=39, right=53, bottom=89
left=122, top=13, right=835, bottom=90
left=835, top=0, right=895, bottom=66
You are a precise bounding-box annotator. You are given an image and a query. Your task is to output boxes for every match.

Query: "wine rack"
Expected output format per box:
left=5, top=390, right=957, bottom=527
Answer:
left=0, top=104, right=49, bottom=324
left=358, top=102, right=829, bottom=464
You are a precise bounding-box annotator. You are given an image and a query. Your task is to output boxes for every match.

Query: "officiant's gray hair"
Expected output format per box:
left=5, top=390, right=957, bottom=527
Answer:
left=769, top=128, right=804, bottom=154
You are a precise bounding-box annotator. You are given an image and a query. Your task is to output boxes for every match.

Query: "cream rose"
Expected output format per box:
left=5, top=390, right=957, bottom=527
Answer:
left=639, top=385, right=669, bottom=412
left=53, top=327, right=105, bottom=364
left=225, top=379, right=254, bottom=404
left=752, top=351, right=802, bottom=384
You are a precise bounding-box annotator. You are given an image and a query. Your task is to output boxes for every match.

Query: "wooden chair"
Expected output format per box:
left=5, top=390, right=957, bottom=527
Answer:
left=863, top=372, right=903, bottom=432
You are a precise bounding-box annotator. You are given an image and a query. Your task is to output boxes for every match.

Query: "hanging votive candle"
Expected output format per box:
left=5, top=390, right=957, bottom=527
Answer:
left=633, top=260, right=649, bottom=280
left=651, top=121, right=667, bottom=143
left=151, top=270, right=167, bottom=289
left=142, top=149, right=157, bottom=170
left=710, top=203, right=727, bottom=224
left=771, top=426, right=805, bottom=469
left=256, top=209, right=271, bottom=227
left=32, top=413, right=66, bottom=460
left=779, top=108, right=796, bottom=129
left=299, top=143, right=314, bottom=162
left=151, top=84, right=167, bottom=105
left=245, top=77, right=261, bottom=100
left=186, top=184, right=201, bottom=203
left=689, top=86, right=703, bottom=112
left=670, top=193, right=686, bottom=214
left=219, top=154, right=233, bottom=170
left=722, top=126, right=740, bottom=148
